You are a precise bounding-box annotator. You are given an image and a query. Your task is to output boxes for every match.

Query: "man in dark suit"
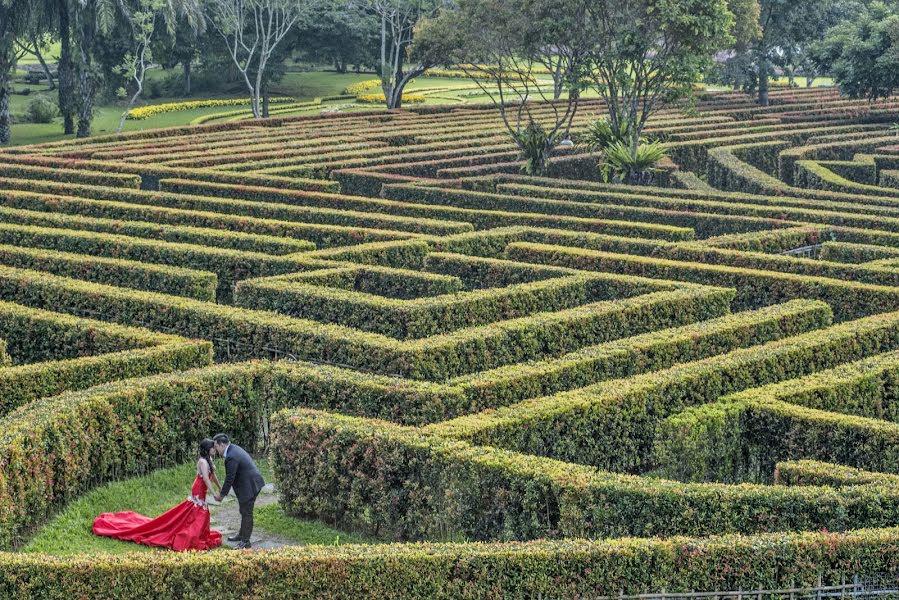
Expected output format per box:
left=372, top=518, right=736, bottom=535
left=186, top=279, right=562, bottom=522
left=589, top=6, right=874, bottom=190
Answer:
left=213, top=433, right=265, bottom=549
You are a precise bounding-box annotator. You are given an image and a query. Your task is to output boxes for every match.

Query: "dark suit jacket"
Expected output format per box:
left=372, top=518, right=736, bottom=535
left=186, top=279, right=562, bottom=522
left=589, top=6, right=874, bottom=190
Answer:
left=220, top=443, right=265, bottom=503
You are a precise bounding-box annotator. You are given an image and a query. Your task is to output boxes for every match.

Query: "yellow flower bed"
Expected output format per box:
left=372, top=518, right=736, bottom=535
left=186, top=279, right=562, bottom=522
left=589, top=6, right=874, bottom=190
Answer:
left=343, top=80, right=382, bottom=95
left=356, top=93, right=426, bottom=104
left=126, top=97, right=295, bottom=120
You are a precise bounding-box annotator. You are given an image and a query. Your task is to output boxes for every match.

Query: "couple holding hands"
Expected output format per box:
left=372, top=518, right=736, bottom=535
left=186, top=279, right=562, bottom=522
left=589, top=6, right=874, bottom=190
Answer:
left=93, top=434, right=265, bottom=551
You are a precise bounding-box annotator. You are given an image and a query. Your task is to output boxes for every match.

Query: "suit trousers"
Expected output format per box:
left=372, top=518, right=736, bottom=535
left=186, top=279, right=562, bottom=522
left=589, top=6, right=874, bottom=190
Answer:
left=238, top=493, right=259, bottom=542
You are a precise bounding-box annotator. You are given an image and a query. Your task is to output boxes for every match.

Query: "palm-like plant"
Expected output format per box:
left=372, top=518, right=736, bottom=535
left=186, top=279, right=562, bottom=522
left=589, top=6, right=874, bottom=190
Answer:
left=600, top=139, right=668, bottom=185
left=512, top=120, right=553, bottom=176
left=579, top=117, right=633, bottom=153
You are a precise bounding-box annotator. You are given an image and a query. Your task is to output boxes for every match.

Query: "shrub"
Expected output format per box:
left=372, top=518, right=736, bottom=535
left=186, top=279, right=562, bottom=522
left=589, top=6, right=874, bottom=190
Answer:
left=25, top=95, right=58, bottom=124
left=356, top=93, right=425, bottom=104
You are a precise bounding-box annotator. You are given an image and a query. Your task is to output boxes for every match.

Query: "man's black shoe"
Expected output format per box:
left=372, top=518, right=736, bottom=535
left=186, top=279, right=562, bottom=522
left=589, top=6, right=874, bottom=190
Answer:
left=227, top=534, right=242, bottom=542
left=234, top=541, right=252, bottom=550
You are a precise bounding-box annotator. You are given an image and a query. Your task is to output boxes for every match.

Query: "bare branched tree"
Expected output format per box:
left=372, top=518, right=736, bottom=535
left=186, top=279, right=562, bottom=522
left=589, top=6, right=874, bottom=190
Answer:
left=418, top=0, right=589, bottom=175
left=205, top=0, right=303, bottom=118
left=364, top=0, right=448, bottom=109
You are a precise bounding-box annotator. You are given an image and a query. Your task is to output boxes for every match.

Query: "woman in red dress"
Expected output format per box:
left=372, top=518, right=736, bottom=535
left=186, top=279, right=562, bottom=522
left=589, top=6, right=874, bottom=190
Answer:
left=93, top=439, right=224, bottom=551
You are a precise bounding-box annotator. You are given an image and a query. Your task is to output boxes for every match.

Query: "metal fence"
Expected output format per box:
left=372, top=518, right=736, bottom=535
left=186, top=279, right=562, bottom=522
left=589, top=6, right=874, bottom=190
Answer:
left=533, top=576, right=899, bottom=600
left=780, top=243, right=824, bottom=259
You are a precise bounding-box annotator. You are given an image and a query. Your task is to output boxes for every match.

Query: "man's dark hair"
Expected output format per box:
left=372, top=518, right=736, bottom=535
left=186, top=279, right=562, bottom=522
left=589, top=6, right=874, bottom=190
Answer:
left=213, top=433, right=230, bottom=445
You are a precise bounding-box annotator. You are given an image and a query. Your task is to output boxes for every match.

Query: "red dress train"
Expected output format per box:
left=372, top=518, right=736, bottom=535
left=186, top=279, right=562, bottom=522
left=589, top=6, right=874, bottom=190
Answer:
left=93, top=474, right=222, bottom=551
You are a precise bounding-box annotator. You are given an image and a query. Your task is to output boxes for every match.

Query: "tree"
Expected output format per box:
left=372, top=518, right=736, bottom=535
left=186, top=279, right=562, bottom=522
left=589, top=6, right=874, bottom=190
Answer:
left=418, top=0, right=589, bottom=174
left=365, top=0, right=450, bottom=109
left=0, top=0, right=30, bottom=144
left=294, top=2, right=379, bottom=73
left=712, top=0, right=851, bottom=105
left=205, top=0, right=304, bottom=119
left=812, top=1, right=899, bottom=101
left=15, top=34, right=56, bottom=90
left=115, top=0, right=203, bottom=132
left=585, top=0, right=734, bottom=157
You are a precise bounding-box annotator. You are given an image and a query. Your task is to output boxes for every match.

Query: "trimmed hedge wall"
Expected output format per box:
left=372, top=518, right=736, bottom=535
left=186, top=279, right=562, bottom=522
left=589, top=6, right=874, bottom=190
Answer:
left=0, top=243, right=217, bottom=301
left=775, top=460, right=899, bottom=487
left=452, top=300, right=831, bottom=408
left=235, top=270, right=657, bottom=339
left=0, top=187, right=424, bottom=248
left=272, top=408, right=899, bottom=541
left=505, top=241, right=899, bottom=321
left=0, top=163, right=141, bottom=189
left=2, top=529, right=898, bottom=598
left=0, top=301, right=212, bottom=414
left=0, top=264, right=731, bottom=380
left=652, top=350, right=899, bottom=484
left=0, top=220, right=308, bottom=302
left=0, top=191, right=317, bottom=255
left=428, top=310, right=899, bottom=472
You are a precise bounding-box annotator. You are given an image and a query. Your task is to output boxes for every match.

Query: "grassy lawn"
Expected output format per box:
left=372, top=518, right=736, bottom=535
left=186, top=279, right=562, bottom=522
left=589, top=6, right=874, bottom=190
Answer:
left=5, top=68, right=556, bottom=146
left=23, top=458, right=372, bottom=555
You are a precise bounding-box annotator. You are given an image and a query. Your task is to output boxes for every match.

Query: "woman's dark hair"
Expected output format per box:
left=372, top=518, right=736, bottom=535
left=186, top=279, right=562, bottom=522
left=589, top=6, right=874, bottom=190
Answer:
left=199, top=438, right=215, bottom=473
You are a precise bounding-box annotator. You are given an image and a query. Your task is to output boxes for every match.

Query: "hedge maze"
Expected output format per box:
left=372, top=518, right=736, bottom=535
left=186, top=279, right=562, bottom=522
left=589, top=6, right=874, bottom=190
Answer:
left=3, top=87, right=899, bottom=597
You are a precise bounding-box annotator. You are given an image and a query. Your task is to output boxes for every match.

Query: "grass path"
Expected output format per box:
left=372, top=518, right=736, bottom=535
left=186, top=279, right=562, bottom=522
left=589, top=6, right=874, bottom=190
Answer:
left=24, top=458, right=374, bottom=555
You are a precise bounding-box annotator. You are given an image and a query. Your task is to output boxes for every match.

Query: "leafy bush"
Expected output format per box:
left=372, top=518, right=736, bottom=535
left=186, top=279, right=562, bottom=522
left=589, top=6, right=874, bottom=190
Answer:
left=512, top=120, right=553, bottom=176
left=25, top=95, right=58, bottom=124
left=600, top=140, right=668, bottom=185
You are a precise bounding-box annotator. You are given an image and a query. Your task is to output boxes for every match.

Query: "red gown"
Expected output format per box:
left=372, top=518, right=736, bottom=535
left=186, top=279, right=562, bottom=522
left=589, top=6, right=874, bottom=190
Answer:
left=93, top=473, right=223, bottom=551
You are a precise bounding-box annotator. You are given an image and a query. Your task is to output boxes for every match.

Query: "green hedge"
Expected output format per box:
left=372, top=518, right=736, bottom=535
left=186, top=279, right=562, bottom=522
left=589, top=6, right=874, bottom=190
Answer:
left=700, top=226, right=829, bottom=253
left=263, top=361, right=467, bottom=425
left=235, top=270, right=655, bottom=339
left=384, top=183, right=783, bottom=239
left=0, top=191, right=316, bottom=255
left=506, top=241, right=899, bottom=321
left=428, top=309, right=899, bottom=472
left=2, top=529, right=899, bottom=598
left=775, top=460, right=899, bottom=487
left=0, top=243, right=216, bottom=301
left=0, top=153, right=339, bottom=193
left=0, top=163, right=140, bottom=189
left=0, top=301, right=212, bottom=414
left=279, top=264, right=465, bottom=299
left=452, top=300, right=831, bottom=408
left=0, top=265, right=728, bottom=380
left=820, top=241, right=899, bottom=264
left=495, top=181, right=899, bottom=237
left=653, top=350, right=899, bottom=483
left=398, top=286, right=733, bottom=380
left=0, top=221, right=305, bottom=302
left=0, top=187, right=421, bottom=248
left=272, top=408, right=899, bottom=541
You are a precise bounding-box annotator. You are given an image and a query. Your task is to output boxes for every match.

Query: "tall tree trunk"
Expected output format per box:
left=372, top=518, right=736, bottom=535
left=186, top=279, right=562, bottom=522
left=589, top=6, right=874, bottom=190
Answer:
left=757, top=55, right=770, bottom=107
left=183, top=61, right=192, bottom=96
left=0, top=67, right=10, bottom=145
left=552, top=62, right=563, bottom=100
left=58, top=0, right=76, bottom=135
left=0, top=14, right=13, bottom=145
left=74, top=4, right=96, bottom=138
left=262, top=84, right=270, bottom=118
left=29, top=39, right=56, bottom=91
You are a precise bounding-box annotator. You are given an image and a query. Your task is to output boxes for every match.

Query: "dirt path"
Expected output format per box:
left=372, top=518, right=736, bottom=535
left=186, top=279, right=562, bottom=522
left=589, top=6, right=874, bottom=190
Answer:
left=209, top=483, right=297, bottom=550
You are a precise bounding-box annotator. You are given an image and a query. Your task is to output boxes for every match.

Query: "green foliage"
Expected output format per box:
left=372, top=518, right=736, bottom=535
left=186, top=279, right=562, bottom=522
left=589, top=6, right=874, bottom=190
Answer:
left=24, top=95, right=58, bottom=124
left=600, top=140, right=669, bottom=185
left=272, top=407, right=899, bottom=542
left=653, top=349, right=899, bottom=483
left=812, top=2, right=899, bottom=101
left=580, top=117, right=632, bottom=153
left=512, top=120, right=553, bottom=176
